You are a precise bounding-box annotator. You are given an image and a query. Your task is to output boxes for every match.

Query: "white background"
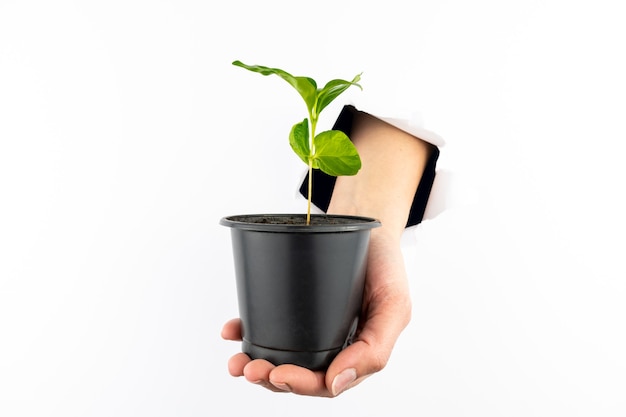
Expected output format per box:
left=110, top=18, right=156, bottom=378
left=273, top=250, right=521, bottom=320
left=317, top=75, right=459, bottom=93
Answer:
left=1, top=1, right=625, bottom=416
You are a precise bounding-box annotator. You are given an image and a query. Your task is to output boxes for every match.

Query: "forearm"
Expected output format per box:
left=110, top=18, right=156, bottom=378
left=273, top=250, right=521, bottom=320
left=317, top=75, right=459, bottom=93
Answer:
left=327, top=110, right=434, bottom=242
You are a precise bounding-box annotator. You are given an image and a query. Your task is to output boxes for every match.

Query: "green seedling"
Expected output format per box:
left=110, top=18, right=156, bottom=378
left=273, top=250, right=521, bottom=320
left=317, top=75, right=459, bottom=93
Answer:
left=233, top=60, right=363, bottom=224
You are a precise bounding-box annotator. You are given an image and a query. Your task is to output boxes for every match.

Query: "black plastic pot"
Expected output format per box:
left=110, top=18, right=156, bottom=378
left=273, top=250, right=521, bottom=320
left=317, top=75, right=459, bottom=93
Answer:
left=220, top=214, right=381, bottom=371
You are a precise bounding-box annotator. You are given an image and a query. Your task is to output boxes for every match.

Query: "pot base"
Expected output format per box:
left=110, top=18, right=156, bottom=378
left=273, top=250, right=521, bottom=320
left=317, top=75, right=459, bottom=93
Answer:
left=243, top=340, right=341, bottom=371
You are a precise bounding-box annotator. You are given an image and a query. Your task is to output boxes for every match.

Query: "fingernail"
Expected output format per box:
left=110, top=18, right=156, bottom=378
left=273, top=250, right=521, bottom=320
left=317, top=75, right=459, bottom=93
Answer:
left=331, top=368, right=357, bottom=396
left=270, top=381, right=292, bottom=392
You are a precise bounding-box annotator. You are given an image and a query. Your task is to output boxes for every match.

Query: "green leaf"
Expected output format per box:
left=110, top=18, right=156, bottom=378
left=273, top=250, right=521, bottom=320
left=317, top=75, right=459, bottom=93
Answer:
left=233, top=60, right=317, bottom=114
left=289, top=119, right=311, bottom=165
left=233, top=60, right=364, bottom=183
left=313, top=130, right=361, bottom=176
left=315, top=74, right=362, bottom=117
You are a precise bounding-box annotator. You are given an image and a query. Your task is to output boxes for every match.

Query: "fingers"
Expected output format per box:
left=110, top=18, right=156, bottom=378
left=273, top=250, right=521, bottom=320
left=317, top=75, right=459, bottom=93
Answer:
left=223, top=319, right=279, bottom=392
left=223, top=319, right=285, bottom=392
left=227, top=352, right=249, bottom=377
left=220, top=318, right=242, bottom=341
left=267, top=365, right=330, bottom=397
left=222, top=320, right=328, bottom=396
left=243, top=359, right=290, bottom=393
left=223, top=341, right=393, bottom=397
left=238, top=324, right=399, bottom=398
left=226, top=354, right=331, bottom=396
left=228, top=353, right=327, bottom=395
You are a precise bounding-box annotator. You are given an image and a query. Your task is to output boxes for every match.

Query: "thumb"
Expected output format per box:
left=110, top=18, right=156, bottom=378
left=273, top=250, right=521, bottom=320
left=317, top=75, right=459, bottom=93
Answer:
left=325, top=325, right=403, bottom=396
left=325, top=341, right=376, bottom=396
left=325, top=293, right=411, bottom=396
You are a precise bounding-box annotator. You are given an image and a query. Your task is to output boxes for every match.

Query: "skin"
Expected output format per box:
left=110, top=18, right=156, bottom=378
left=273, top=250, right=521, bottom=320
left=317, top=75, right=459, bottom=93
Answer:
left=221, top=110, right=434, bottom=397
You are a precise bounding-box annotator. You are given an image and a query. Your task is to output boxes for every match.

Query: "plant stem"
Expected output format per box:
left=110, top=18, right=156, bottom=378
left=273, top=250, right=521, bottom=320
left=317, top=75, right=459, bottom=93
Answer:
left=307, top=115, right=317, bottom=226
left=307, top=160, right=312, bottom=225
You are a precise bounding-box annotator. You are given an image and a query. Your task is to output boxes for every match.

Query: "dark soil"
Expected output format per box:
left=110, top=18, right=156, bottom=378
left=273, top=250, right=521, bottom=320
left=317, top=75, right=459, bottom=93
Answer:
left=238, top=214, right=360, bottom=225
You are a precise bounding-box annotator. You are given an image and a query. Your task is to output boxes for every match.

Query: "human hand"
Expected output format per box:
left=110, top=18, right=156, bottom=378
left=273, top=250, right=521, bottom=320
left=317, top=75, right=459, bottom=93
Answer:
left=221, top=229, right=412, bottom=397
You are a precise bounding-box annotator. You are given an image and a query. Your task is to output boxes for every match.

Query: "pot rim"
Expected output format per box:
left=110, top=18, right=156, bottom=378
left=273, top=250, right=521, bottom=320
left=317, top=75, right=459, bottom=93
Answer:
left=220, top=213, right=381, bottom=233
